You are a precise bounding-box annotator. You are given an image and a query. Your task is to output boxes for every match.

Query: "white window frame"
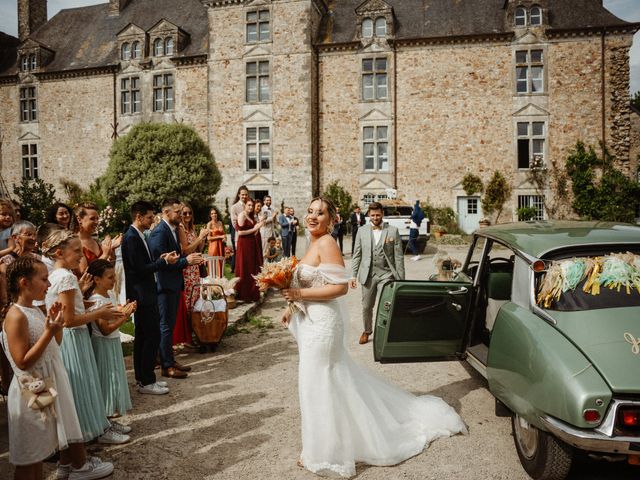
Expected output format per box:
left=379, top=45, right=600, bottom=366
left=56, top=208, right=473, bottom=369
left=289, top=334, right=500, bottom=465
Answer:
left=515, top=7, right=527, bottom=26
left=516, top=121, right=546, bottom=169
left=21, top=143, right=38, bottom=179
left=165, top=37, right=174, bottom=56
left=362, top=18, right=373, bottom=38
left=518, top=194, right=545, bottom=220
left=121, top=43, right=131, bottom=60
left=29, top=54, right=37, bottom=70
left=246, top=9, right=270, bottom=43
left=530, top=6, right=542, bottom=25
left=153, top=73, right=174, bottom=112
left=245, top=60, right=270, bottom=103
left=121, top=76, right=141, bottom=115
left=131, top=41, right=141, bottom=59
left=245, top=126, right=271, bottom=172
left=153, top=38, right=164, bottom=56
left=362, top=125, right=389, bottom=172
left=516, top=48, right=544, bottom=94
left=362, top=57, right=388, bottom=101
left=19, top=86, right=37, bottom=123
left=374, top=17, right=387, bottom=37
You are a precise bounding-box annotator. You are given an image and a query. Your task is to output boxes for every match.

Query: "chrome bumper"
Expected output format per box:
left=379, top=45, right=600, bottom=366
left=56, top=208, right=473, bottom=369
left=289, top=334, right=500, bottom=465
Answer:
left=540, top=400, right=640, bottom=455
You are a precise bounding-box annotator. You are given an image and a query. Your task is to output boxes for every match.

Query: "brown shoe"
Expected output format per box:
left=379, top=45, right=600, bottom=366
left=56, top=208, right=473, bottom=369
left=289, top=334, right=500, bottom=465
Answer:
left=359, top=332, right=370, bottom=345
left=162, top=367, right=188, bottom=379
left=172, top=361, right=192, bottom=372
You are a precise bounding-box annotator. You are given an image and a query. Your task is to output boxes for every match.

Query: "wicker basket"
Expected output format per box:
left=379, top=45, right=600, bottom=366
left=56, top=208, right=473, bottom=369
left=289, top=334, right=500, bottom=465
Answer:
left=192, top=284, right=228, bottom=344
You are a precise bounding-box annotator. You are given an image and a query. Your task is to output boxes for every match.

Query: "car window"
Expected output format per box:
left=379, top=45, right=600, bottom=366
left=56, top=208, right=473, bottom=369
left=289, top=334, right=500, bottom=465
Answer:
left=382, top=206, right=412, bottom=216
left=536, top=252, right=640, bottom=311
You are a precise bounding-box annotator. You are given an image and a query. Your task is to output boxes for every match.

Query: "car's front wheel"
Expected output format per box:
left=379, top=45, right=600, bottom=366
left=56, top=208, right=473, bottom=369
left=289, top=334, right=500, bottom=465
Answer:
left=512, top=414, right=573, bottom=480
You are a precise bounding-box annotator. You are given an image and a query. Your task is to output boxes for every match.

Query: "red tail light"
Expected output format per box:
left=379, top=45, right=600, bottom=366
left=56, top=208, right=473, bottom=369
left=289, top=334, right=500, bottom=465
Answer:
left=622, top=409, right=640, bottom=427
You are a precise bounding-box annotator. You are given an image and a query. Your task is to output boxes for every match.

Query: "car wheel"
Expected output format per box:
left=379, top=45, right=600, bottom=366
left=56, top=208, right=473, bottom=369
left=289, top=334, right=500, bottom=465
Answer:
left=512, top=414, right=573, bottom=480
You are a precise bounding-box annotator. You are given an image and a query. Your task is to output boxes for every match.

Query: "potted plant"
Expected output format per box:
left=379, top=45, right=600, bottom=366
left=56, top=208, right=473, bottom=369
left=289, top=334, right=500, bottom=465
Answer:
left=478, top=218, right=491, bottom=228
left=432, top=225, right=447, bottom=239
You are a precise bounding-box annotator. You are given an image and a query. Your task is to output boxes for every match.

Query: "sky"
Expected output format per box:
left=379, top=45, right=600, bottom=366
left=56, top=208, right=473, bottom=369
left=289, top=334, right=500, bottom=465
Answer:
left=0, top=0, right=638, bottom=92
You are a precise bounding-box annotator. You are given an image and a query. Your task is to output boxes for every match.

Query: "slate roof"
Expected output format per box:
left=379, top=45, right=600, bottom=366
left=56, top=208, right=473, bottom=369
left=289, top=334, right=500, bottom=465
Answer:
left=318, top=0, right=638, bottom=44
left=0, top=32, right=19, bottom=74
left=0, top=0, right=208, bottom=76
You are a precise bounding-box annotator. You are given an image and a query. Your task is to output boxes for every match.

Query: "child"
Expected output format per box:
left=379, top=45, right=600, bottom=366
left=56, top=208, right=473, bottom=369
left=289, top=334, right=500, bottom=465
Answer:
left=264, top=236, right=279, bottom=263
left=87, top=259, right=136, bottom=423
left=2, top=256, right=113, bottom=480
left=41, top=229, right=130, bottom=446
left=274, top=238, right=283, bottom=262
left=0, top=198, right=16, bottom=257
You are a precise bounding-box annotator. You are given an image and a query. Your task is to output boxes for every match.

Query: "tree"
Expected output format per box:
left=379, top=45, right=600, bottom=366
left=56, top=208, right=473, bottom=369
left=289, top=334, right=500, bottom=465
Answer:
left=13, top=178, right=57, bottom=225
left=565, top=141, right=640, bottom=223
left=481, top=171, right=512, bottom=224
left=632, top=90, right=640, bottom=110
left=100, top=123, right=222, bottom=212
left=322, top=181, right=353, bottom=214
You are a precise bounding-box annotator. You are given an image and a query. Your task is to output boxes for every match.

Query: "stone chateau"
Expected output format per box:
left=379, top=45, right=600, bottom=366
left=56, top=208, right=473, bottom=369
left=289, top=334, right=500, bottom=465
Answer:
left=0, top=0, right=638, bottom=231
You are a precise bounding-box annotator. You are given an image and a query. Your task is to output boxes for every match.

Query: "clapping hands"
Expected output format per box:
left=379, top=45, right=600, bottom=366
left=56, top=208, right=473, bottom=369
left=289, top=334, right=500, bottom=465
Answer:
left=45, top=301, right=65, bottom=333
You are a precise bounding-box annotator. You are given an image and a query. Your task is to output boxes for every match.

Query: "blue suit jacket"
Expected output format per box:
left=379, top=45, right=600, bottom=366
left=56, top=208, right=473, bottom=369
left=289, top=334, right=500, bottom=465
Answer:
left=121, top=225, right=170, bottom=306
left=147, top=220, right=188, bottom=293
left=278, top=214, right=292, bottom=237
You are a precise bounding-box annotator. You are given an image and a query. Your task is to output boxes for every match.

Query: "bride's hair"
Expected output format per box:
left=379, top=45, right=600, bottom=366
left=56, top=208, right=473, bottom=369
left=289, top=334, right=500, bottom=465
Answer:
left=308, top=196, right=338, bottom=234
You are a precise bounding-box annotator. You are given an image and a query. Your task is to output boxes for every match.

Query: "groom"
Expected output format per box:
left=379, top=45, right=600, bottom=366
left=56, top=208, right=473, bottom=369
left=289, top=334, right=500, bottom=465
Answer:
left=349, top=202, right=405, bottom=345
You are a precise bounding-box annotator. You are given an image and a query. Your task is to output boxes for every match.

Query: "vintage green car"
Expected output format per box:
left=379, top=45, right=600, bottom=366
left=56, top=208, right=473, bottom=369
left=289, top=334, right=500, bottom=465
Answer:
left=374, top=221, right=640, bottom=480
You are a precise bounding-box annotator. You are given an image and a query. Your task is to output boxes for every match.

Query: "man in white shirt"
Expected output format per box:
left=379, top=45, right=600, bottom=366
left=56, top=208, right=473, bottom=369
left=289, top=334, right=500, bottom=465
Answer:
left=349, top=202, right=405, bottom=345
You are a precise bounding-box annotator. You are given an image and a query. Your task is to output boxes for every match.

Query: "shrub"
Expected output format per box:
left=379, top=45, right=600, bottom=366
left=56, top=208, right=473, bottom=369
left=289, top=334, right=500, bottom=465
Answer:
left=461, top=173, right=483, bottom=196
left=322, top=181, right=353, bottom=214
left=517, top=206, right=538, bottom=221
left=481, top=171, right=512, bottom=223
left=100, top=123, right=222, bottom=213
left=13, top=178, right=57, bottom=225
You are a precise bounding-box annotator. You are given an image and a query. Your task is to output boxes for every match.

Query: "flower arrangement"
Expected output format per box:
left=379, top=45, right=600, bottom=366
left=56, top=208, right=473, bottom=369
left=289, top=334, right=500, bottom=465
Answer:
left=98, top=205, right=120, bottom=235
left=536, top=253, right=640, bottom=308
left=254, top=256, right=301, bottom=314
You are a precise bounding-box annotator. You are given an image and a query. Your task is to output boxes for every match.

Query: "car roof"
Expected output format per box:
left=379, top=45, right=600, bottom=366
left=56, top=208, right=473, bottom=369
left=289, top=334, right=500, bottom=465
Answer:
left=478, top=220, right=640, bottom=259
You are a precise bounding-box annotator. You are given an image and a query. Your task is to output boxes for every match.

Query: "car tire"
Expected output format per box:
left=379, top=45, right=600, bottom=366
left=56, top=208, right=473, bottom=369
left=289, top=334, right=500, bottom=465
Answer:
left=511, top=414, right=573, bottom=480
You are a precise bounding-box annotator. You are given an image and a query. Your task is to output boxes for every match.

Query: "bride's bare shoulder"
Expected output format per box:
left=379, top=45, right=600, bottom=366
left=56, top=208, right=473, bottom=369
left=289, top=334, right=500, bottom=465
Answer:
left=318, top=235, right=344, bottom=266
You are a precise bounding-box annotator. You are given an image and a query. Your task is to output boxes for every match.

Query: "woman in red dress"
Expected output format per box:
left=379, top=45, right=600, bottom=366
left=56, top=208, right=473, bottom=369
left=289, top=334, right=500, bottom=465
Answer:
left=235, top=199, right=263, bottom=302
left=74, top=202, right=119, bottom=272
left=173, top=203, right=209, bottom=347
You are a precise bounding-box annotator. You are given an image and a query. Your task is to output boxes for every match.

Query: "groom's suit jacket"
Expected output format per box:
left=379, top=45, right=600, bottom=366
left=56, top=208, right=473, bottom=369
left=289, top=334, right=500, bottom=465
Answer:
left=147, top=220, right=189, bottom=293
left=352, top=223, right=405, bottom=284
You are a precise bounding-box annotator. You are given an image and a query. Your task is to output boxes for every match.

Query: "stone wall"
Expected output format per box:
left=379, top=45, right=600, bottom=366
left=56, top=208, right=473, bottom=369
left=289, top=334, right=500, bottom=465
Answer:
left=630, top=106, right=640, bottom=178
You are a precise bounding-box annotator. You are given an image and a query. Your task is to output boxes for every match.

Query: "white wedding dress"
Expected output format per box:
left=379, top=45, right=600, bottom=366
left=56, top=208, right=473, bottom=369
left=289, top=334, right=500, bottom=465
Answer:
left=288, top=263, right=467, bottom=478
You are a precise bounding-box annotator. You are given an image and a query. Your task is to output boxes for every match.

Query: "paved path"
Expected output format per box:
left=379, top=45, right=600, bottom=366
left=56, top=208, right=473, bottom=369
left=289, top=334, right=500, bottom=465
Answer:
left=0, top=244, right=637, bottom=479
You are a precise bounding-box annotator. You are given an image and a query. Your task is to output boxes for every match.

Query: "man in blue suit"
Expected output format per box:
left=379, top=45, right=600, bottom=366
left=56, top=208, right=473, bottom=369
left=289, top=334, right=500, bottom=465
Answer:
left=278, top=207, right=293, bottom=257
left=122, top=201, right=180, bottom=394
left=148, top=198, right=203, bottom=379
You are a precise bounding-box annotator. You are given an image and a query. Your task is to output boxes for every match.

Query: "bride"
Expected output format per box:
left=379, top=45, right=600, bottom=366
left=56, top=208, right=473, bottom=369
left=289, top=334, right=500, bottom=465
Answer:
left=281, top=197, right=467, bottom=478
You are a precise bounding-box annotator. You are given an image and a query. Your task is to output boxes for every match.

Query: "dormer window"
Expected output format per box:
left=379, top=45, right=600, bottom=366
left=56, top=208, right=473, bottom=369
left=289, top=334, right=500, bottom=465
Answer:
left=131, top=41, right=141, bottom=59
left=165, top=37, right=174, bottom=56
left=374, top=17, right=387, bottom=37
left=515, top=7, right=527, bottom=26
left=154, top=38, right=163, bottom=56
left=530, top=6, right=542, bottom=25
left=29, top=54, right=37, bottom=70
left=21, top=56, right=29, bottom=72
left=121, top=43, right=131, bottom=60
left=362, top=18, right=373, bottom=38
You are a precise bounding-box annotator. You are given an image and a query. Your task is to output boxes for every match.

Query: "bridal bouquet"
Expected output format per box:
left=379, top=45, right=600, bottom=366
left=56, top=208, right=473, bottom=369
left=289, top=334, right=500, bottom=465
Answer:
left=253, top=256, right=303, bottom=315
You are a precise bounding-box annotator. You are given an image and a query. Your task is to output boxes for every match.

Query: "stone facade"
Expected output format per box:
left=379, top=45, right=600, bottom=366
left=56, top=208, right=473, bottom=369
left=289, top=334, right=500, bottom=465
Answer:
left=0, top=0, right=637, bottom=227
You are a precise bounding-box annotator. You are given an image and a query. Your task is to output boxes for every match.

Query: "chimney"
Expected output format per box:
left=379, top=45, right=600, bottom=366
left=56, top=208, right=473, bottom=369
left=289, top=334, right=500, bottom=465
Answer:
left=109, top=0, right=131, bottom=16
left=17, top=0, right=47, bottom=42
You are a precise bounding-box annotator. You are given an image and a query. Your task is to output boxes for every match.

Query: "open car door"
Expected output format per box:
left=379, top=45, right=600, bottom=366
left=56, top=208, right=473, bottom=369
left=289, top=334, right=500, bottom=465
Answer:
left=373, top=280, right=473, bottom=363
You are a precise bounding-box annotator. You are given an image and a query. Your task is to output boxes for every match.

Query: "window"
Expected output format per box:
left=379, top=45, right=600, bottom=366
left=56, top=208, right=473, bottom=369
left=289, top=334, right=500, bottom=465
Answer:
left=515, top=7, right=527, bottom=26
left=246, top=127, right=270, bottom=171
left=21, top=56, right=29, bottom=72
left=467, top=198, right=478, bottom=215
left=517, top=121, right=545, bottom=169
left=131, top=41, right=141, bottom=59
left=245, top=61, right=270, bottom=103
left=362, top=18, right=373, bottom=38
left=374, top=17, right=387, bottom=37
left=21, top=144, right=38, bottom=179
left=19, top=87, right=37, bottom=122
left=29, top=55, right=37, bottom=70
left=363, top=193, right=375, bottom=205
left=121, top=77, right=141, bottom=114
left=362, top=58, right=388, bottom=100
left=363, top=126, right=389, bottom=171
left=518, top=195, right=544, bottom=220
left=153, top=73, right=174, bottom=112
left=246, top=10, right=270, bottom=43
left=153, top=38, right=163, bottom=56
left=165, top=37, right=174, bottom=56
left=530, top=6, right=542, bottom=25
left=121, top=43, right=131, bottom=60
left=516, top=49, right=543, bottom=94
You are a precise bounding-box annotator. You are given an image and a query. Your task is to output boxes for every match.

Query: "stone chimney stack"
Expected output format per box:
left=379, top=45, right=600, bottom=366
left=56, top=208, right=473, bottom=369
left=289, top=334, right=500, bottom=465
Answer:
left=109, top=0, right=131, bottom=16
left=17, top=0, right=48, bottom=42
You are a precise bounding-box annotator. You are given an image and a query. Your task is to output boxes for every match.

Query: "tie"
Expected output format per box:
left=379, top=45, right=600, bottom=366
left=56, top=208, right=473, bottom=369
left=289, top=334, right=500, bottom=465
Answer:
left=372, top=225, right=383, bottom=231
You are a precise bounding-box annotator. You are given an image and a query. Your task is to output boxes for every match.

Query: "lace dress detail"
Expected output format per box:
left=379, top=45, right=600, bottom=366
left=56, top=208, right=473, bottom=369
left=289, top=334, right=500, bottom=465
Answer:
left=288, top=264, right=467, bottom=478
left=2, top=305, right=82, bottom=465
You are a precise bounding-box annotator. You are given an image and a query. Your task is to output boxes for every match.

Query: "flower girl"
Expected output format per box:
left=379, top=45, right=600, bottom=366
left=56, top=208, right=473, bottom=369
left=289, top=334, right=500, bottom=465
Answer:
left=87, top=259, right=136, bottom=422
left=1, top=256, right=113, bottom=480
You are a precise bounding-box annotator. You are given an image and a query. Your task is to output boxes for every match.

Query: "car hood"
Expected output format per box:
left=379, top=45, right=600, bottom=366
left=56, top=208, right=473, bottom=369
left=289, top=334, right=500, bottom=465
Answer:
left=552, top=307, right=640, bottom=393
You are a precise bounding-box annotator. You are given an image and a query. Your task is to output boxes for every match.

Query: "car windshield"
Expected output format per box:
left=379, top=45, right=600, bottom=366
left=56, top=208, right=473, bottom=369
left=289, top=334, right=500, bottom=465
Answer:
left=382, top=206, right=412, bottom=216
left=536, top=251, right=640, bottom=311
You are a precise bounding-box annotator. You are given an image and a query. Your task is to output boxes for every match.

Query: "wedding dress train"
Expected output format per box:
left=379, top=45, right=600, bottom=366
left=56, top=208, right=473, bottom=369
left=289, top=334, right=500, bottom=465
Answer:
left=289, top=263, right=467, bottom=478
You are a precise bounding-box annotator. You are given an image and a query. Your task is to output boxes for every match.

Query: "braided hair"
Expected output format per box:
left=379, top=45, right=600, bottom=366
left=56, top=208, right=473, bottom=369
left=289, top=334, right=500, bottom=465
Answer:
left=2, top=256, right=45, bottom=320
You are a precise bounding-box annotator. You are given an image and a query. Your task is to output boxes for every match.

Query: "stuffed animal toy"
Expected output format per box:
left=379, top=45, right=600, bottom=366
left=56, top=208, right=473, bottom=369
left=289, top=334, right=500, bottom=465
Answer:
left=19, top=374, right=58, bottom=411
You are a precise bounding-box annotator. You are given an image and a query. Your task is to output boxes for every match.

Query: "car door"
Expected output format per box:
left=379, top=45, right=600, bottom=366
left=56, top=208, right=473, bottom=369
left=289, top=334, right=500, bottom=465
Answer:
left=373, top=280, right=474, bottom=363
